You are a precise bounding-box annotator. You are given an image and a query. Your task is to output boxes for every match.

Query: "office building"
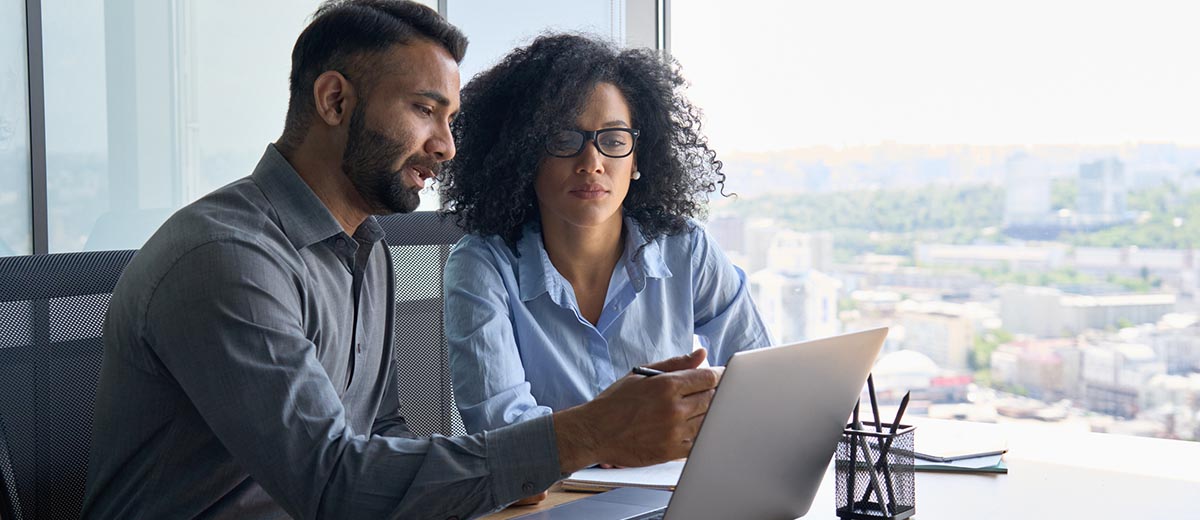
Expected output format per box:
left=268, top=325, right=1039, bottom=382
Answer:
left=915, top=243, right=1067, bottom=271
left=1081, top=342, right=1166, bottom=418
left=1076, top=158, right=1128, bottom=226
left=749, top=268, right=841, bottom=344
left=894, top=300, right=977, bottom=371
left=765, top=229, right=834, bottom=273
left=989, top=338, right=1081, bottom=400
left=999, top=285, right=1176, bottom=337
left=1003, top=152, right=1052, bottom=227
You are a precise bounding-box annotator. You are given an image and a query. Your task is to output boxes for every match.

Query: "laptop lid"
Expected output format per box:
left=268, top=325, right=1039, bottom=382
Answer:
left=512, top=327, right=888, bottom=520
left=664, top=327, right=888, bottom=520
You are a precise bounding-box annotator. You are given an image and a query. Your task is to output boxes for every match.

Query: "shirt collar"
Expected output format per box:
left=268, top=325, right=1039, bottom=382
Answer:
left=514, top=216, right=673, bottom=303
left=621, top=218, right=673, bottom=291
left=251, top=144, right=383, bottom=249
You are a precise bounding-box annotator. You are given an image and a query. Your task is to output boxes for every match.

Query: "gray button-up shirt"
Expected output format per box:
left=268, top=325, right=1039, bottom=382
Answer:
left=82, top=145, right=561, bottom=519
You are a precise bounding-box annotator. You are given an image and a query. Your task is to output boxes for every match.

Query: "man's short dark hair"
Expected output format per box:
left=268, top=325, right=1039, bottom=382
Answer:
left=279, top=0, right=468, bottom=149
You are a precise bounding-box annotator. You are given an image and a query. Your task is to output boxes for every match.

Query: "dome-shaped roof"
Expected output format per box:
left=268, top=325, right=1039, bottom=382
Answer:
left=874, top=349, right=939, bottom=377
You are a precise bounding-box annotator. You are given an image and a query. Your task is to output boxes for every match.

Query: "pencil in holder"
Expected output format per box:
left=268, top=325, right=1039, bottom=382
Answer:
left=834, top=422, right=916, bottom=520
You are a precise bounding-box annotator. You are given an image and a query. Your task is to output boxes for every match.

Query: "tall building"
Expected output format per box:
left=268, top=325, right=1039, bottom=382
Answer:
left=1148, top=316, right=1200, bottom=375
left=895, top=301, right=976, bottom=371
left=765, top=230, right=834, bottom=273
left=703, top=215, right=746, bottom=256
left=1082, top=342, right=1166, bottom=418
left=1076, top=158, right=1128, bottom=225
left=749, top=269, right=841, bottom=344
left=989, top=338, right=1081, bottom=400
left=742, top=219, right=781, bottom=274
left=1003, top=152, right=1051, bottom=227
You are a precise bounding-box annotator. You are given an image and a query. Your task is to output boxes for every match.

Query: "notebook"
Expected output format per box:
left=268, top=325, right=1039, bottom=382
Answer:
left=562, top=461, right=684, bottom=492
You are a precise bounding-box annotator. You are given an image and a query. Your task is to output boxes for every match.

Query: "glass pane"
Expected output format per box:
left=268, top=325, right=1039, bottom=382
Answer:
left=448, top=0, right=627, bottom=82
left=441, top=0, right=626, bottom=212
left=0, top=0, right=32, bottom=256
left=42, top=0, right=323, bottom=252
left=674, top=1, right=1200, bottom=441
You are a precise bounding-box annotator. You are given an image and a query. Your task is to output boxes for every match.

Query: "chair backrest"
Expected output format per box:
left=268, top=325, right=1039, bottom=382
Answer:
left=0, top=250, right=136, bottom=520
left=0, top=212, right=465, bottom=520
left=377, top=211, right=468, bottom=437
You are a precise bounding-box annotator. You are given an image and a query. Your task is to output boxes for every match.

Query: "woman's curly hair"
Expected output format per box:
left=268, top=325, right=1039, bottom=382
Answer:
left=438, top=33, right=728, bottom=251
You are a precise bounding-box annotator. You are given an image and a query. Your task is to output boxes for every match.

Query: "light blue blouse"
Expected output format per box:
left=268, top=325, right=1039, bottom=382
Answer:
left=444, top=218, right=772, bottom=433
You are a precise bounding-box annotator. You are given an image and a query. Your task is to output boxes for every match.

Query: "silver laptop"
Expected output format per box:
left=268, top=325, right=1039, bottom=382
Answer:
left=515, top=327, right=888, bottom=520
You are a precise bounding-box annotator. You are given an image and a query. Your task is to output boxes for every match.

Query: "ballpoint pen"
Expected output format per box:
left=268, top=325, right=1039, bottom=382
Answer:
left=632, top=366, right=664, bottom=377
left=851, top=395, right=890, bottom=515
left=848, top=400, right=860, bottom=508
left=873, top=390, right=911, bottom=515
left=890, top=391, right=911, bottom=435
left=867, top=374, right=882, bottom=433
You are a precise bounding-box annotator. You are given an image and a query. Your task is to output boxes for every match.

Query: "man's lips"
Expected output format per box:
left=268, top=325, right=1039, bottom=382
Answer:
left=404, top=165, right=436, bottom=189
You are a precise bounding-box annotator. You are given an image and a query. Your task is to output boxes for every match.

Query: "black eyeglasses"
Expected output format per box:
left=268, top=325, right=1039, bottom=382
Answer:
left=545, top=128, right=641, bottom=158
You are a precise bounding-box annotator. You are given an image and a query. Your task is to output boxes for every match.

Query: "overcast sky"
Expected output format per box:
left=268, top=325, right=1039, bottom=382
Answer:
left=671, top=0, right=1200, bottom=152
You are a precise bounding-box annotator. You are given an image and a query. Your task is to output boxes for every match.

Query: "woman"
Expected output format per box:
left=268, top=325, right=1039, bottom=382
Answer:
left=439, top=34, right=771, bottom=436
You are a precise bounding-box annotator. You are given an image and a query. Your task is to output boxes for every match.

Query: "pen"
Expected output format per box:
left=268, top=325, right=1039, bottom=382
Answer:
left=632, top=366, right=664, bottom=377
left=890, top=391, right=911, bottom=434
left=847, top=400, right=860, bottom=508
left=856, top=434, right=891, bottom=515
left=850, top=399, right=889, bottom=514
left=874, top=390, right=911, bottom=515
left=912, top=449, right=1008, bottom=463
left=867, top=374, right=882, bottom=433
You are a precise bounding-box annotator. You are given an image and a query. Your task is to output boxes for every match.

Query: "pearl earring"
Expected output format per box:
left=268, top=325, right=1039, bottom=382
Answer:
left=631, top=171, right=641, bottom=180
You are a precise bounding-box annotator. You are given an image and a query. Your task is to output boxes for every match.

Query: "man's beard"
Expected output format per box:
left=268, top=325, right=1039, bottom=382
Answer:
left=342, top=103, right=435, bottom=215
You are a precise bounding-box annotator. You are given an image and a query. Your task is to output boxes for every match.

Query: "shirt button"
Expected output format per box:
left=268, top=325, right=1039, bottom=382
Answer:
left=522, top=481, right=535, bottom=494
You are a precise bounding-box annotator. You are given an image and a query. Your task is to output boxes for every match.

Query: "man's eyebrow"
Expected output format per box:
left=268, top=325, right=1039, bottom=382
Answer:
left=416, top=90, right=451, bottom=106
left=603, top=119, right=630, bottom=127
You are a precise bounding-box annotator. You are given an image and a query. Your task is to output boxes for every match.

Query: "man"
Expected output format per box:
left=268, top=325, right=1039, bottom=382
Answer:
left=81, top=1, right=719, bottom=518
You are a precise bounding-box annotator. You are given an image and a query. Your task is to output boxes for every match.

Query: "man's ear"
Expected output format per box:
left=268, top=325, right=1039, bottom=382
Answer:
left=312, top=70, right=358, bottom=127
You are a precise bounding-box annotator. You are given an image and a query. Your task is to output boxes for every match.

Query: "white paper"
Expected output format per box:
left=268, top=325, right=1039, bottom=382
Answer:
left=564, top=460, right=685, bottom=490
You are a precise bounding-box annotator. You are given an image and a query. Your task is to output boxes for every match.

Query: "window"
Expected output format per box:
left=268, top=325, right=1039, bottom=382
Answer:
left=447, top=0, right=628, bottom=82
left=41, top=0, right=323, bottom=252
left=0, top=0, right=31, bottom=256
left=674, top=0, right=1200, bottom=441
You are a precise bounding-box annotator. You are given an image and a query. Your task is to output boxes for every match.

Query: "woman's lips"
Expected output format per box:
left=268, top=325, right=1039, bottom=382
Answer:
left=569, top=184, right=609, bottom=199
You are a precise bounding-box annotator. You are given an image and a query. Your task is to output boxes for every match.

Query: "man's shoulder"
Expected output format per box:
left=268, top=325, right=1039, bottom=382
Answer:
left=120, top=178, right=299, bottom=297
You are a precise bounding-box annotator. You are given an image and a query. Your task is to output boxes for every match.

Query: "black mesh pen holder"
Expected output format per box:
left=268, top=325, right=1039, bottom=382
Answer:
left=834, top=422, right=916, bottom=520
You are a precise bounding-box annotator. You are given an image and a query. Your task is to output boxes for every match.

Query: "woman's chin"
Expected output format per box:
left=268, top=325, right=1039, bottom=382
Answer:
left=544, top=208, right=624, bottom=232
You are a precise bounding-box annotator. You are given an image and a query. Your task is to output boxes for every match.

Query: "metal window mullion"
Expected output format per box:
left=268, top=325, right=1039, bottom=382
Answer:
left=26, top=0, right=48, bottom=255
left=657, top=0, right=670, bottom=54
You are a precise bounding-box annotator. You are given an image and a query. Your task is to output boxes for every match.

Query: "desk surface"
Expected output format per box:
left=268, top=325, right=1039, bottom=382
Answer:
left=484, top=418, right=1200, bottom=519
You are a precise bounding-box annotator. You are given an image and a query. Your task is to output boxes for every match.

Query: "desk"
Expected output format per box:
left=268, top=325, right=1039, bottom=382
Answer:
left=484, top=418, right=1200, bottom=519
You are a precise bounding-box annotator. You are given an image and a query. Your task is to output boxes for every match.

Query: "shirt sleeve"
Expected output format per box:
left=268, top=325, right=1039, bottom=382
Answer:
left=689, top=225, right=774, bottom=365
left=443, top=238, right=553, bottom=434
left=144, top=238, right=561, bottom=519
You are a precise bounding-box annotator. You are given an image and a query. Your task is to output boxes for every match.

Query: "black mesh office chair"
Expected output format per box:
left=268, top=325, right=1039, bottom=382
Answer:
left=378, top=211, right=468, bottom=437
left=0, top=250, right=136, bottom=520
left=0, top=212, right=463, bottom=520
